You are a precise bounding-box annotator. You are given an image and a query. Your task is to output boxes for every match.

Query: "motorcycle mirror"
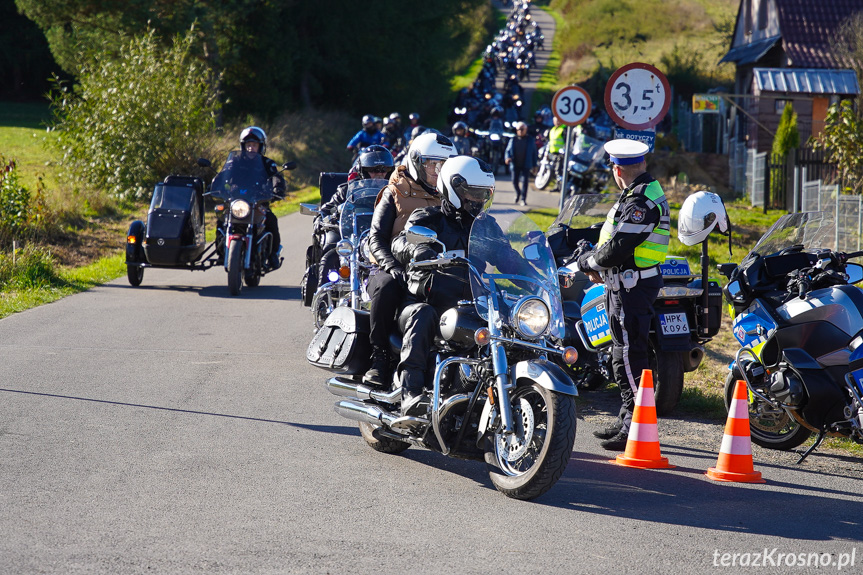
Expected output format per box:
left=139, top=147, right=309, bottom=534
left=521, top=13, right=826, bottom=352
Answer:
left=405, top=225, right=438, bottom=245
left=726, top=280, right=743, bottom=301
left=846, top=263, right=863, bottom=284
left=283, top=161, right=298, bottom=171
left=197, top=158, right=212, bottom=168
left=299, top=203, right=319, bottom=216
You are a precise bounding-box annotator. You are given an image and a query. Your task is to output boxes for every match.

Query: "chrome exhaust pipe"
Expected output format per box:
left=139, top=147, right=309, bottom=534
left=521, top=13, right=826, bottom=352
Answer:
left=326, top=376, right=400, bottom=404
left=334, top=400, right=397, bottom=427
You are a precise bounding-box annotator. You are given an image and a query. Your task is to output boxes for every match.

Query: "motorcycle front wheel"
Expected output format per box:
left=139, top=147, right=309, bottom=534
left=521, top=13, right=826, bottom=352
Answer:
left=227, top=241, right=243, bottom=296
left=534, top=163, right=552, bottom=190
left=723, top=369, right=811, bottom=451
left=485, top=383, right=576, bottom=500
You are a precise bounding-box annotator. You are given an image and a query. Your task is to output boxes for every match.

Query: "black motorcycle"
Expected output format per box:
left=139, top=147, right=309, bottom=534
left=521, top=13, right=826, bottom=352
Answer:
left=306, top=209, right=579, bottom=500
left=206, top=151, right=295, bottom=296
left=718, top=211, right=863, bottom=461
left=548, top=193, right=723, bottom=415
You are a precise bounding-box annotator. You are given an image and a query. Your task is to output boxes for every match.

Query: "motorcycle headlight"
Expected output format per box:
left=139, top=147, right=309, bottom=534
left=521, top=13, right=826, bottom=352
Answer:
left=513, top=296, right=550, bottom=339
left=336, top=239, right=354, bottom=256
left=231, top=200, right=251, bottom=219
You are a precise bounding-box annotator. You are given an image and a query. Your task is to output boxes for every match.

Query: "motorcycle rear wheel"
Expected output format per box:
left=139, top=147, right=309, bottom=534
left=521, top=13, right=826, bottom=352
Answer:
left=127, top=265, right=144, bottom=287
left=649, top=341, right=684, bottom=417
left=485, top=383, right=576, bottom=500
left=723, top=369, right=811, bottom=451
left=534, top=164, right=552, bottom=190
left=359, top=422, right=411, bottom=454
left=227, top=241, right=243, bottom=296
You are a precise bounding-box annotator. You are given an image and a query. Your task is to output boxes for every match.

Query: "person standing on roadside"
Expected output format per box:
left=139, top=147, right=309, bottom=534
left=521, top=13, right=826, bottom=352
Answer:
left=504, top=121, right=538, bottom=206
left=547, top=116, right=566, bottom=191
left=575, top=139, right=670, bottom=451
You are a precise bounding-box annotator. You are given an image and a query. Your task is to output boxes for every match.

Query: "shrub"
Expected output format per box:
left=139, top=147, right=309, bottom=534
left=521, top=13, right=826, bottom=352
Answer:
left=0, top=244, right=59, bottom=290
left=49, top=28, right=220, bottom=201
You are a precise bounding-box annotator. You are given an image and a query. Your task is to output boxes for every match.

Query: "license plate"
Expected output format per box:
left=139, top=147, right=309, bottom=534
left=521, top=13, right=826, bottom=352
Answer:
left=660, top=312, right=689, bottom=335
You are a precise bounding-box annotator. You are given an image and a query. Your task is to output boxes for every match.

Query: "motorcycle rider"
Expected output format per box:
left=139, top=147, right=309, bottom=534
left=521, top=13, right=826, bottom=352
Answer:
left=219, top=126, right=286, bottom=269
left=346, top=115, right=385, bottom=157
left=361, top=132, right=456, bottom=387
left=390, top=155, right=495, bottom=416
left=382, top=116, right=405, bottom=155
left=450, top=121, right=475, bottom=156
left=404, top=112, right=423, bottom=144
left=314, top=145, right=394, bottom=288
left=574, top=139, right=670, bottom=450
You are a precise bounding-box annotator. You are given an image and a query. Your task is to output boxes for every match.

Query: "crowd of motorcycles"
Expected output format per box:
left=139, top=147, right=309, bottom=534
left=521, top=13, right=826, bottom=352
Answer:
left=122, top=0, right=863, bottom=501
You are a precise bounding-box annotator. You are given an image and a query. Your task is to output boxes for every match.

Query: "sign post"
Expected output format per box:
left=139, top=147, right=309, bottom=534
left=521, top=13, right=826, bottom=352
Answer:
left=551, top=85, right=592, bottom=211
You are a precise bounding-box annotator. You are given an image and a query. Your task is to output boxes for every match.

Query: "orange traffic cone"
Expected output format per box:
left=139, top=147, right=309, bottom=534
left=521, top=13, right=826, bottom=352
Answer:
left=706, top=379, right=765, bottom=483
left=612, top=369, right=674, bottom=469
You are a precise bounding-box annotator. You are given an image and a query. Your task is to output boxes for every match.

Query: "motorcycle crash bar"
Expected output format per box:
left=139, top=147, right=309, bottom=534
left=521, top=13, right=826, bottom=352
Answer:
left=473, top=327, right=578, bottom=364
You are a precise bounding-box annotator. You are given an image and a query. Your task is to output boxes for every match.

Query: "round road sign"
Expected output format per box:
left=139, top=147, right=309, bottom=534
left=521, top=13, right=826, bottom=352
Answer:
left=551, top=86, right=592, bottom=127
left=604, top=63, right=670, bottom=130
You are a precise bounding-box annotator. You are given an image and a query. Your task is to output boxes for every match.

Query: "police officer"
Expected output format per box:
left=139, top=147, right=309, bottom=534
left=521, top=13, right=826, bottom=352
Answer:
left=576, top=139, right=670, bottom=450
left=546, top=116, right=566, bottom=191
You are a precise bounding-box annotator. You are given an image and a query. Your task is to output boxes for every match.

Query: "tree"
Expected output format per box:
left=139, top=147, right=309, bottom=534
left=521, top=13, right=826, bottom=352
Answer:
left=772, top=102, right=799, bottom=156
left=811, top=100, right=863, bottom=194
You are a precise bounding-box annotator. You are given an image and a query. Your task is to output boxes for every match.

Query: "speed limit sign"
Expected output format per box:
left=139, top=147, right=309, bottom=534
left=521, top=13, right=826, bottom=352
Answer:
left=604, top=63, right=670, bottom=130
left=551, top=86, right=592, bottom=126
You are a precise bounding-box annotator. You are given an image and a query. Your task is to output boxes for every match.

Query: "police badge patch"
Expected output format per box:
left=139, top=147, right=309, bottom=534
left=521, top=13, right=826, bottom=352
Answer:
left=630, top=208, right=645, bottom=223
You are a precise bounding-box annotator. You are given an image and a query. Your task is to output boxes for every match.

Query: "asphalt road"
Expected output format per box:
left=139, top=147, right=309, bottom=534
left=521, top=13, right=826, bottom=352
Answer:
left=1, top=210, right=862, bottom=575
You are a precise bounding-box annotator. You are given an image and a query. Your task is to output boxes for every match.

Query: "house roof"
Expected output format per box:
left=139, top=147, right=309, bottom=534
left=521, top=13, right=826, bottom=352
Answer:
left=721, top=0, right=863, bottom=69
left=777, top=0, right=863, bottom=68
left=720, top=35, right=781, bottom=65
left=753, top=67, right=860, bottom=95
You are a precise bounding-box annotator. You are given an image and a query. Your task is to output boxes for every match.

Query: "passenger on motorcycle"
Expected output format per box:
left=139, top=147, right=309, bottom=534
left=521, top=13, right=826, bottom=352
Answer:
left=346, top=114, right=385, bottom=157
left=362, top=133, right=456, bottom=387
left=315, top=145, right=395, bottom=288
left=390, top=155, right=495, bottom=416
left=382, top=116, right=405, bottom=155
left=218, top=126, right=285, bottom=269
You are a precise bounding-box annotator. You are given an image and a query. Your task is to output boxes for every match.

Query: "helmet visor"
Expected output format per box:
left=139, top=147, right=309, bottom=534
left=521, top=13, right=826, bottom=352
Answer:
left=452, top=176, right=494, bottom=217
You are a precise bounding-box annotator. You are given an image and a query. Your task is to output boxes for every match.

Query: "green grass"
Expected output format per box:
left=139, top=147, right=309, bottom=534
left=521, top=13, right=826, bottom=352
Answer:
left=530, top=6, right=565, bottom=114
left=0, top=101, right=59, bottom=191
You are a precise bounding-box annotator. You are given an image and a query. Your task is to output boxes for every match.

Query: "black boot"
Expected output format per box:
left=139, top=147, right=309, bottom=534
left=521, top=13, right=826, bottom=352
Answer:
left=362, top=346, right=391, bottom=387
left=592, top=421, right=623, bottom=440
left=599, top=430, right=629, bottom=451
left=400, top=370, right=429, bottom=417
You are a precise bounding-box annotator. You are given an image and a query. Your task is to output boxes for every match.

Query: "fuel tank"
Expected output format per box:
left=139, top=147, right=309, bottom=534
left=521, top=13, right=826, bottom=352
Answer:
left=777, top=285, right=863, bottom=337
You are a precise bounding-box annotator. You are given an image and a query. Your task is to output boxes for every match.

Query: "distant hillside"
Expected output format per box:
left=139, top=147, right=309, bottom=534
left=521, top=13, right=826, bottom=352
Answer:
left=547, top=0, right=738, bottom=105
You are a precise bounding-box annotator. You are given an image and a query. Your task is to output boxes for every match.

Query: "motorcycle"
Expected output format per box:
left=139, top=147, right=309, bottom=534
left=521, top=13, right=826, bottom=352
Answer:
left=564, top=133, right=611, bottom=197
left=533, top=142, right=561, bottom=191
left=301, top=178, right=387, bottom=328
left=549, top=193, right=723, bottom=415
left=717, top=211, right=863, bottom=461
left=205, top=151, right=296, bottom=296
left=308, top=209, right=579, bottom=500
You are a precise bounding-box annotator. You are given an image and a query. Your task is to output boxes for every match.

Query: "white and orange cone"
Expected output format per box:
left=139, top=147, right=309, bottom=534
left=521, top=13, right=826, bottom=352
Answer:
left=706, top=379, right=765, bottom=483
left=612, top=369, right=675, bottom=469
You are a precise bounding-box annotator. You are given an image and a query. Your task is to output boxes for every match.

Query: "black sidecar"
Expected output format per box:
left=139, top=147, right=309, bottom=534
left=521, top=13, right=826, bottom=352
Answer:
left=125, top=175, right=218, bottom=286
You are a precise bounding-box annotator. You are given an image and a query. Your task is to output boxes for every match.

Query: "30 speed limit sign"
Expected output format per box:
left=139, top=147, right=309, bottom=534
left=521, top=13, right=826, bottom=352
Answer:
left=551, top=85, right=592, bottom=126
left=604, top=62, right=670, bottom=130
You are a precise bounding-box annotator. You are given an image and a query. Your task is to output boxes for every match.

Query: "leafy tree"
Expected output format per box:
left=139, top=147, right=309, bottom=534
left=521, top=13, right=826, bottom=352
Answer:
left=48, top=29, right=220, bottom=200
left=772, top=102, right=799, bottom=156
left=811, top=100, right=863, bottom=194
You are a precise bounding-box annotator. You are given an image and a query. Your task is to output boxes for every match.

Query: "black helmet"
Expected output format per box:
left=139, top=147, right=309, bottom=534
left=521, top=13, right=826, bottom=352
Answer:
left=408, top=112, right=421, bottom=124
left=239, top=126, right=267, bottom=155
left=452, top=121, right=468, bottom=135
left=362, top=114, right=375, bottom=131
left=357, top=145, right=395, bottom=180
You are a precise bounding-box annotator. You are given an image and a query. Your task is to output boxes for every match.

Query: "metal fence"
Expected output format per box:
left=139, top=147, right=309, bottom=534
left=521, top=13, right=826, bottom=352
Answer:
left=794, top=174, right=862, bottom=251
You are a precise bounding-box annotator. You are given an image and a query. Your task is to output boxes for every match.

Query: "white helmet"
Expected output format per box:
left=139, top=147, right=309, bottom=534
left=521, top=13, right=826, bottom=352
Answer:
left=407, top=132, right=456, bottom=187
left=436, top=155, right=495, bottom=219
left=240, top=126, right=267, bottom=155
left=678, top=191, right=729, bottom=246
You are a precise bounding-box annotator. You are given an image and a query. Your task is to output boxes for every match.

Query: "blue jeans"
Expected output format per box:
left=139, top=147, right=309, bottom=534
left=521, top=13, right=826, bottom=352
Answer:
left=511, top=165, right=531, bottom=201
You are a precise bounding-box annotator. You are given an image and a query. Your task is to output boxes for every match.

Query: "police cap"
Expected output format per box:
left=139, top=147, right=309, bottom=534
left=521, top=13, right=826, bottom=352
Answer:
left=604, top=139, right=649, bottom=166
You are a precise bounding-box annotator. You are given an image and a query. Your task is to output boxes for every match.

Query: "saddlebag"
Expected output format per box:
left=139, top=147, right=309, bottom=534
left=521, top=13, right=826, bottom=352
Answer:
left=306, top=307, right=371, bottom=374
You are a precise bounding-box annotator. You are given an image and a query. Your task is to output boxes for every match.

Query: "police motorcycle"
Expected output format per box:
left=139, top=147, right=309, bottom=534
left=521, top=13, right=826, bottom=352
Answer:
left=716, top=209, right=863, bottom=461
left=307, top=208, right=579, bottom=500
left=549, top=193, right=723, bottom=415
left=125, top=155, right=295, bottom=291
left=301, top=179, right=387, bottom=328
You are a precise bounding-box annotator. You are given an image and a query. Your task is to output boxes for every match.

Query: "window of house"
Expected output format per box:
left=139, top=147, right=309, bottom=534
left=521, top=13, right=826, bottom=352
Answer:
left=775, top=99, right=789, bottom=114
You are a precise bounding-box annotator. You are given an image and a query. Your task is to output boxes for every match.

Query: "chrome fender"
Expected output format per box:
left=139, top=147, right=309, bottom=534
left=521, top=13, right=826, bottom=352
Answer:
left=477, top=359, right=578, bottom=444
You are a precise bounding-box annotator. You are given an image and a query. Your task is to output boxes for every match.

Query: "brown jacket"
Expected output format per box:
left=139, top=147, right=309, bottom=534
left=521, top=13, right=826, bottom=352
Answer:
left=369, top=165, right=441, bottom=270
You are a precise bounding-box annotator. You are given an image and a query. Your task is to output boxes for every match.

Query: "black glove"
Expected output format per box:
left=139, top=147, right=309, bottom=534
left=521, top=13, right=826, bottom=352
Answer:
left=387, top=265, right=408, bottom=288
left=412, top=245, right=438, bottom=262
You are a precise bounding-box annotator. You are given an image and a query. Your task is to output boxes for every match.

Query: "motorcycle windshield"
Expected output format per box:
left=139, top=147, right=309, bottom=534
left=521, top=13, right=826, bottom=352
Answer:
left=209, top=150, right=274, bottom=203
left=339, top=178, right=387, bottom=240
left=549, top=192, right=617, bottom=230
left=747, top=211, right=836, bottom=259
left=468, top=209, right=565, bottom=339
